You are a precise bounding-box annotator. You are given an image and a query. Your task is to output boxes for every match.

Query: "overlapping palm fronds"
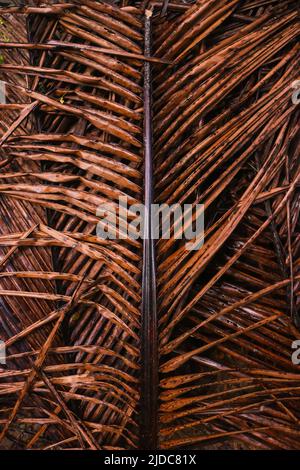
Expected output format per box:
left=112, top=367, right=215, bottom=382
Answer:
left=0, top=0, right=299, bottom=450
left=153, top=0, right=300, bottom=449
left=0, top=0, right=144, bottom=450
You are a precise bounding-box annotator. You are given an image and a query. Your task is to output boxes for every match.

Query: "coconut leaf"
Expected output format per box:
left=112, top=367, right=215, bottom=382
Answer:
left=0, top=0, right=299, bottom=450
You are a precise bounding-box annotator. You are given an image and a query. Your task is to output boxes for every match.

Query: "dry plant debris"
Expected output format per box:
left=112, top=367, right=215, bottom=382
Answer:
left=0, top=0, right=299, bottom=450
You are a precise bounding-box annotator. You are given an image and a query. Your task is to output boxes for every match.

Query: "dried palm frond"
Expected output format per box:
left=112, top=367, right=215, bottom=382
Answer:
left=0, top=0, right=299, bottom=450
left=153, top=0, right=300, bottom=449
